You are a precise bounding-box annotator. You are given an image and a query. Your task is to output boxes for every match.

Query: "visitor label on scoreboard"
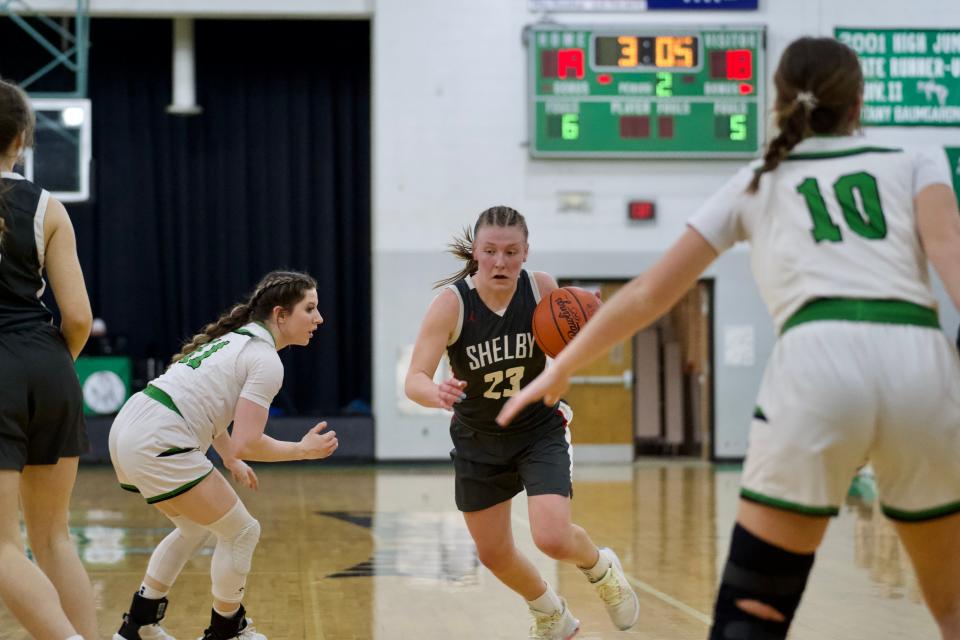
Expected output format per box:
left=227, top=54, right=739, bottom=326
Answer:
left=836, top=28, right=960, bottom=126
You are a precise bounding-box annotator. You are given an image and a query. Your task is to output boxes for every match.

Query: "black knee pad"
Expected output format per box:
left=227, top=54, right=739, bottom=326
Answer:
left=709, top=523, right=815, bottom=640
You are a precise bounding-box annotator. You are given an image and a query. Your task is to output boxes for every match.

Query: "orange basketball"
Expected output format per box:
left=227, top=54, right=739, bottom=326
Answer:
left=532, top=286, right=601, bottom=358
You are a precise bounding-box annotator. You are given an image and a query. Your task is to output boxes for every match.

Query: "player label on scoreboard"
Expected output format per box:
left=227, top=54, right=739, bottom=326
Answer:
left=528, top=24, right=765, bottom=158
left=836, top=28, right=960, bottom=126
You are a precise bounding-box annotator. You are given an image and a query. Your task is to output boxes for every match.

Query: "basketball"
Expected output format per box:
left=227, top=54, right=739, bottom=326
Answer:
left=532, top=286, right=601, bottom=358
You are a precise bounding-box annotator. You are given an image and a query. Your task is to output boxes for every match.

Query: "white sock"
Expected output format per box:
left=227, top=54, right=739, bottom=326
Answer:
left=527, top=582, right=563, bottom=614
left=139, top=583, right=167, bottom=600
left=65, top=636, right=84, bottom=640
left=214, top=604, right=241, bottom=619
left=582, top=547, right=611, bottom=583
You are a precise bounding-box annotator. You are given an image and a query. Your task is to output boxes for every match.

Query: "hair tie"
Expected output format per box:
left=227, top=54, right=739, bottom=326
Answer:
left=796, top=91, right=818, bottom=110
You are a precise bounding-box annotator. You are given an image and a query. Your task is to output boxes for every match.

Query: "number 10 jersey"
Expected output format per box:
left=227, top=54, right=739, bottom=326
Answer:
left=688, top=136, right=952, bottom=333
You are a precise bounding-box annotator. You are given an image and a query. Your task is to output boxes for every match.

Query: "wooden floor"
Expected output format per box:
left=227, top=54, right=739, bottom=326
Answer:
left=0, top=461, right=938, bottom=639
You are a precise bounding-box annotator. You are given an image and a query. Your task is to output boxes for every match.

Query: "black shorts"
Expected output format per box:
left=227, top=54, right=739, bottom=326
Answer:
left=0, top=323, right=88, bottom=470
left=450, top=405, right=573, bottom=512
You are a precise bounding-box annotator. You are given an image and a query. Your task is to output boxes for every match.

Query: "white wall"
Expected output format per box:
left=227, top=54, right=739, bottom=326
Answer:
left=373, top=0, right=960, bottom=460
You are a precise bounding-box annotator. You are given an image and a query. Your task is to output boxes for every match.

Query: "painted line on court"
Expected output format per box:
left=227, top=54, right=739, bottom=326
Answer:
left=625, top=575, right=712, bottom=626
left=511, top=513, right=712, bottom=626
left=299, top=480, right=327, bottom=640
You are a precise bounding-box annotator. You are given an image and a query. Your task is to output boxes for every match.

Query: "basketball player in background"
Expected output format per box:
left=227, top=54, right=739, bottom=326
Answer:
left=405, top=206, right=640, bottom=639
left=110, top=270, right=339, bottom=640
left=499, top=37, right=960, bottom=640
left=0, top=78, right=98, bottom=640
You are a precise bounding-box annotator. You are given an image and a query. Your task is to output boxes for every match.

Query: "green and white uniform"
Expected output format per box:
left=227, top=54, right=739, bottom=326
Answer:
left=689, top=135, right=960, bottom=521
left=109, top=322, right=283, bottom=503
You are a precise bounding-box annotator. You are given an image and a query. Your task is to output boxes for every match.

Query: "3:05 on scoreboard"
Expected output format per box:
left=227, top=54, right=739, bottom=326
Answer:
left=528, top=25, right=766, bottom=158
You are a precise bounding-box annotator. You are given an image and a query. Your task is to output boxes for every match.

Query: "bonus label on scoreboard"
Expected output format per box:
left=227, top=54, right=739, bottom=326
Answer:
left=528, top=25, right=766, bottom=158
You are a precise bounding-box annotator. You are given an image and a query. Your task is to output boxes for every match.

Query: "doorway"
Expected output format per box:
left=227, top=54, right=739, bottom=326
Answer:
left=559, top=279, right=713, bottom=460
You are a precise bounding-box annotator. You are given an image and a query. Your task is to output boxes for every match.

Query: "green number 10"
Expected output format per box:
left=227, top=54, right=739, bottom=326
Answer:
left=796, top=172, right=887, bottom=243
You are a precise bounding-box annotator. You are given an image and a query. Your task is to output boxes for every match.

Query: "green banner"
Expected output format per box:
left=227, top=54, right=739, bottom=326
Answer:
left=75, top=356, right=132, bottom=416
left=945, top=147, right=960, bottom=200
left=836, top=28, right=960, bottom=126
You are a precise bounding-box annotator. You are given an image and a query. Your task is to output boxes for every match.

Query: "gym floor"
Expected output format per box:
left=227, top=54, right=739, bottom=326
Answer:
left=0, top=461, right=937, bottom=639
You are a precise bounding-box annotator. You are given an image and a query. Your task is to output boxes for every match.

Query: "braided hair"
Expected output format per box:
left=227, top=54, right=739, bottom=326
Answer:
left=0, top=78, right=35, bottom=239
left=747, top=37, right=863, bottom=193
left=170, top=270, right=317, bottom=364
left=434, top=205, right=529, bottom=288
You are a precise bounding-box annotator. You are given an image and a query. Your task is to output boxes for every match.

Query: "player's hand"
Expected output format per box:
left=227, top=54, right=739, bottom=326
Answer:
left=225, top=458, right=259, bottom=491
left=436, top=377, right=467, bottom=410
left=299, top=421, right=339, bottom=460
left=496, top=367, right=570, bottom=427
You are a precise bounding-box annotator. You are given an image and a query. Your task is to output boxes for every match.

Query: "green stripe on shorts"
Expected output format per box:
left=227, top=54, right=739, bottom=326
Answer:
left=142, top=384, right=184, bottom=418
left=740, top=488, right=839, bottom=517
left=881, top=500, right=960, bottom=522
left=782, top=298, right=939, bottom=335
left=119, top=483, right=140, bottom=494
left=145, top=469, right=214, bottom=504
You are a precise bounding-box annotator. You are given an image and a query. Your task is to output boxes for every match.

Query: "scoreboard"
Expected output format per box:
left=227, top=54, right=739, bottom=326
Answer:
left=528, top=25, right=766, bottom=158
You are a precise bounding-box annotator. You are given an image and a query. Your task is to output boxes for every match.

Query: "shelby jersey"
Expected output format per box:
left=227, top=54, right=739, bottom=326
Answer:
left=150, top=321, right=283, bottom=445
left=446, top=270, right=557, bottom=434
left=0, top=172, right=52, bottom=331
left=688, top=136, right=951, bottom=332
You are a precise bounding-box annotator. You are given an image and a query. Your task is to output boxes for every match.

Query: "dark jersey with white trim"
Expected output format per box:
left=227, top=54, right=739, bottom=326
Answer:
left=0, top=174, right=51, bottom=331
left=446, top=270, right=557, bottom=435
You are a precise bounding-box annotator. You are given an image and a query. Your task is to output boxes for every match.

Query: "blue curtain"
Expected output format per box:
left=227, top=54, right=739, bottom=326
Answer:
left=1, top=18, right=372, bottom=416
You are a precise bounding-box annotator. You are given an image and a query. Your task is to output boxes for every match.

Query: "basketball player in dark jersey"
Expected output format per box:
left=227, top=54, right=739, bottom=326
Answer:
left=0, top=78, right=97, bottom=640
left=405, top=206, right=639, bottom=639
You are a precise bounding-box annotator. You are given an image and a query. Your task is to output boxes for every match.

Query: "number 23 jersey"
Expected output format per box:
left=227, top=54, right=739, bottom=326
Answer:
left=688, top=136, right=952, bottom=333
left=446, top=270, right=558, bottom=435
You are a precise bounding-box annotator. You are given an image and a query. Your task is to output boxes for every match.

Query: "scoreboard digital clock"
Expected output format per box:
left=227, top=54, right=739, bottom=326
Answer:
left=528, top=25, right=766, bottom=158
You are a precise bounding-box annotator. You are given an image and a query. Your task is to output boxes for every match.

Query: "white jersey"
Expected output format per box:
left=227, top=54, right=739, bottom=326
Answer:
left=689, top=135, right=952, bottom=332
left=151, top=321, right=283, bottom=444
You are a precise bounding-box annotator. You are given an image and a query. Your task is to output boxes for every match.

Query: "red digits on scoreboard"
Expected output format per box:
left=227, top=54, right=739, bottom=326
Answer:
left=726, top=49, right=752, bottom=80
left=557, top=49, right=585, bottom=80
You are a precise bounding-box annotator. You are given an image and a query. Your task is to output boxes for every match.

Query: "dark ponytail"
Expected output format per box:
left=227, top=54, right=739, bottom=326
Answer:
left=0, top=78, right=35, bottom=239
left=171, top=270, right=317, bottom=364
left=748, top=37, right=863, bottom=193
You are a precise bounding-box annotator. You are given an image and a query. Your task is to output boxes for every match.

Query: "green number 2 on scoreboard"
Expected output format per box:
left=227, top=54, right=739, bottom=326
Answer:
left=656, top=72, right=673, bottom=97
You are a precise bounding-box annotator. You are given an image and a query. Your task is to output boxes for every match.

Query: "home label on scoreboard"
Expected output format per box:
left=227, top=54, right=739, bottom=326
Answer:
left=528, top=24, right=766, bottom=158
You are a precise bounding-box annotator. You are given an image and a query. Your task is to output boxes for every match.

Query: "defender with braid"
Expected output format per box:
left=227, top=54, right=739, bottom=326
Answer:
left=109, top=270, right=339, bottom=640
left=499, top=37, right=960, bottom=640
left=405, top=206, right=639, bottom=639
